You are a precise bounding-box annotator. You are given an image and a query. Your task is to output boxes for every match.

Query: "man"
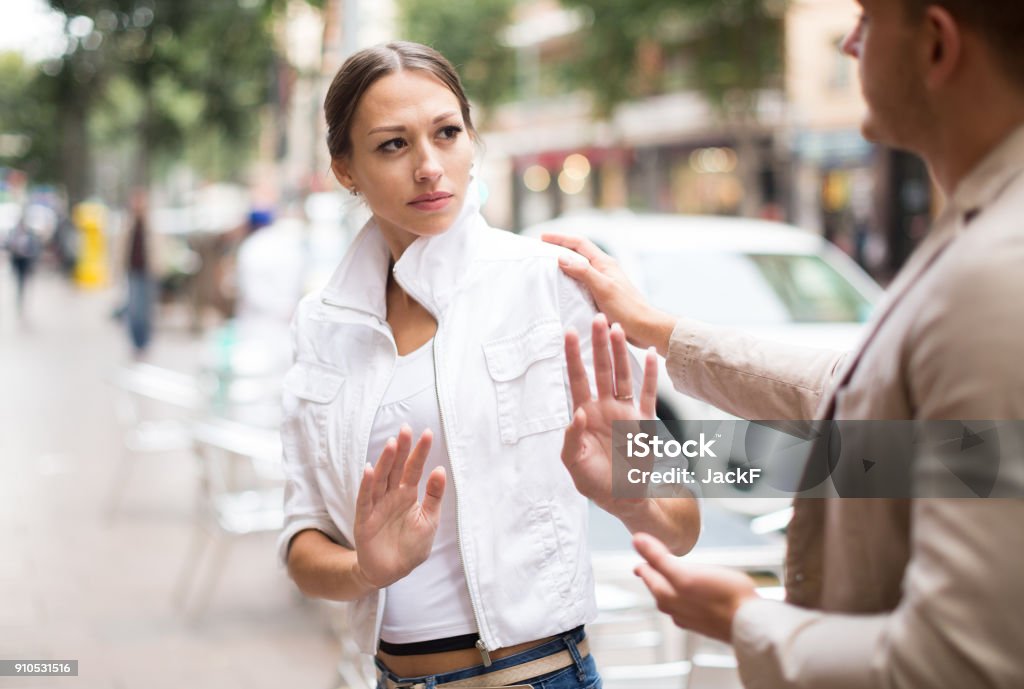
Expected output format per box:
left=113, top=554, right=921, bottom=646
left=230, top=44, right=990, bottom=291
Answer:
left=548, top=1, right=1024, bottom=687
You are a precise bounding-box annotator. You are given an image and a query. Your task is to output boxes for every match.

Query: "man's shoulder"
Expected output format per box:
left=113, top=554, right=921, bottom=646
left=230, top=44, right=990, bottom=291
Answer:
left=941, top=204, right=1024, bottom=303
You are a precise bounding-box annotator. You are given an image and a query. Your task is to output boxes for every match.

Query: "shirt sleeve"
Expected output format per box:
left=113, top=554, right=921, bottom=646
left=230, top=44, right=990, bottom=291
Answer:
left=665, top=317, right=847, bottom=420
left=276, top=304, right=350, bottom=566
left=733, top=497, right=1024, bottom=689
left=729, top=251, right=1024, bottom=689
left=556, top=267, right=643, bottom=401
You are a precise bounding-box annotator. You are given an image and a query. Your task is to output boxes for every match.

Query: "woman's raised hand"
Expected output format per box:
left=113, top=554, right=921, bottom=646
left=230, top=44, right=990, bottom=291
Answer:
left=353, top=425, right=446, bottom=589
left=561, top=313, right=659, bottom=511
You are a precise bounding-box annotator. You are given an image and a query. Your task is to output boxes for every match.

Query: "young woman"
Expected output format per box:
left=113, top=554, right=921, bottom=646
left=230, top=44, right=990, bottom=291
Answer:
left=278, top=41, right=697, bottom=689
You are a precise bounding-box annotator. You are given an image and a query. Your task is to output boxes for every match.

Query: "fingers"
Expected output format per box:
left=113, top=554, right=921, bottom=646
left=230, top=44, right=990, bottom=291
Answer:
left=634, top=562, right=677, bottom=605
left=421, top=466, right=446, bottom=523
left=355, top=462, right=375, bottom=516
left=561, top=407, right=586, bottom=470
left=639, top=347, right=659, bottom=418
left=565, top=328, right=593, bottom=410
left=400, top=429, right=434, bottom=488
left=591, top=314, right=614, bottom=399
left=387, top=425, right=413, bottom=490
left=610, top=323, right=633, bottom=401
left=633, top=532, right=686, bottom=588
left=372, top=438, right=397, bottom=505
left=542, top=233, right=610, bottom=266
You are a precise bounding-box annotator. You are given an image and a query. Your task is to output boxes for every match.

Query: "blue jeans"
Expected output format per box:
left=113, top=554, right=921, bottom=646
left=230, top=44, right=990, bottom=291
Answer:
left=127, top=271, right=154, bottom=352
left=375, top=627, right=602, bottom=689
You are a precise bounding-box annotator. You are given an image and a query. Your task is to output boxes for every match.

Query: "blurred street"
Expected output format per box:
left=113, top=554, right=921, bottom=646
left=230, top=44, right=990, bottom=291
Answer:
left=0, top=263, right=340, bottom=689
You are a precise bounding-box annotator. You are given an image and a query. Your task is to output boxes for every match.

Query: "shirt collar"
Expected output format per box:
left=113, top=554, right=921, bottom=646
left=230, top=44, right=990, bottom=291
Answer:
left=949, top=122, right=1024, bottom=225
left=320, top=179, right=485, bottom=319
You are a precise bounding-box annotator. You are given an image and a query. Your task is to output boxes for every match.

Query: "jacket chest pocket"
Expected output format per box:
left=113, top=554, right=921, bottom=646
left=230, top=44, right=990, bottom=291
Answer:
left=483, top=319, right=570, bottom=445
left=281, top=362, right=345, bottom=468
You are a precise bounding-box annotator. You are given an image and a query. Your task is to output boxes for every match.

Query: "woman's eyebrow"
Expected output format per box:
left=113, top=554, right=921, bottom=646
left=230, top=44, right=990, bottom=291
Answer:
left=366, top=111, right=458, bottom=136
left=367, top=124, right=404, bottom=135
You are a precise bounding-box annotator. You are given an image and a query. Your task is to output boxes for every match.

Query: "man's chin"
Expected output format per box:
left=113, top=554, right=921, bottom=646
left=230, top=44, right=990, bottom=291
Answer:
left=860, top=118, right=883, bottom=145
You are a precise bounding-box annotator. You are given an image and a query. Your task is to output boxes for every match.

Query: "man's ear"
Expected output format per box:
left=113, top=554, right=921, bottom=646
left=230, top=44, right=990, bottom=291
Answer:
left=924, top=5, right=962, bottom=90
left=331, top=158, right=355, bottom=192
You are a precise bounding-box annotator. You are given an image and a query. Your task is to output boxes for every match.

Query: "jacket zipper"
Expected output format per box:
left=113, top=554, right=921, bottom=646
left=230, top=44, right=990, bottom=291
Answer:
left=327, top=284, right=491, bottom=658
left=321, top=295, right=398, bottom=647
left=432, top=317, right=492, bottom=665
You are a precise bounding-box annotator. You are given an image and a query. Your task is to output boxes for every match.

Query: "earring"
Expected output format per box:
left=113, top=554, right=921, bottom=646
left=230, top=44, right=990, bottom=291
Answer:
left=349, top=186, right=359, bottom=197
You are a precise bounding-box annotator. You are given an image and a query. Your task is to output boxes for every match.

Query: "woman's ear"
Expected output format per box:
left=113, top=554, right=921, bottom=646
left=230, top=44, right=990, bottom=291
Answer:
left=331, top=158, right=356, bottom=193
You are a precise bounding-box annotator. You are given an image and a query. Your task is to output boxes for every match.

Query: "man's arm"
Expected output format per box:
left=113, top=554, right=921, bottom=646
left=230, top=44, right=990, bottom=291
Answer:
left=634, top=258, right=1024, bottom=689
left=727, top=499, right=1024, bottom=689
left=545, top=234, right=846, bottom=421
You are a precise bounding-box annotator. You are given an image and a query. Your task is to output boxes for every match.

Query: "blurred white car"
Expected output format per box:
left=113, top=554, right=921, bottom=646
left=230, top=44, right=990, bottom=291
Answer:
left=522, top=210, right=882, bottom=423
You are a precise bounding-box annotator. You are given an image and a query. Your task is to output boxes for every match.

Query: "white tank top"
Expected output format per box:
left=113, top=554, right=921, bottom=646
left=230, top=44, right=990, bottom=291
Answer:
left=368, top=338, right=477, bottom=643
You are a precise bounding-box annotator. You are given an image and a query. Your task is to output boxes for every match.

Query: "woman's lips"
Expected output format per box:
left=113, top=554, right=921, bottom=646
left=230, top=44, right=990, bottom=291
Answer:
left=408, top=192, right=453, bottom=212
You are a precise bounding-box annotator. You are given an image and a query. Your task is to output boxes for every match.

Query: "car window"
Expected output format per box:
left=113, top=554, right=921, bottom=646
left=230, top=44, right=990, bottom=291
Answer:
left=748, top=254, right=873, bottom=323
left=639, top=251, right=791, bottom=325
left=638, top=251, right=872, bottom=325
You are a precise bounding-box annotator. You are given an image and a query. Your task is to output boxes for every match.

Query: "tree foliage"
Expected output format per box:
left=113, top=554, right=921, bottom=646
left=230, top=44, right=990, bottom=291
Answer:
left=396, top=0, right=517, bottom=115
left=0, top=53, right=61, bottom=183
left=6, top=0, right=321, bottom=203
left=559, top=0, right=786, bottom=117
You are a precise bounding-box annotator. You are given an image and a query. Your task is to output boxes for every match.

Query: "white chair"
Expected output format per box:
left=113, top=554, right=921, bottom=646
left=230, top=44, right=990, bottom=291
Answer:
left=173, top=418, right=285, bottom=619
left=107, top=363, right=206, bottom=518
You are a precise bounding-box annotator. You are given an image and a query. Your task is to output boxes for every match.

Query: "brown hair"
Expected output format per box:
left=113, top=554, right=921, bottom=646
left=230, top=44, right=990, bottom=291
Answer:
left=324, top=41, right=478, bottom=160
left=899, top=0, right=1024, bottom=88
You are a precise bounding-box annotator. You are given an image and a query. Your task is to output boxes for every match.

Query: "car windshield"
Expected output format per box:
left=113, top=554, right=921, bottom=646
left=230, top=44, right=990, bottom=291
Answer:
left=639, top=251, right=873, bottom=325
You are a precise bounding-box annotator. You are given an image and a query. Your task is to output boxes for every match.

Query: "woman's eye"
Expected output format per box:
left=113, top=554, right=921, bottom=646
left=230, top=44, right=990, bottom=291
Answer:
left=377, top=138, right=407, bottom=153
left=439, top=125, right=463, bottom=140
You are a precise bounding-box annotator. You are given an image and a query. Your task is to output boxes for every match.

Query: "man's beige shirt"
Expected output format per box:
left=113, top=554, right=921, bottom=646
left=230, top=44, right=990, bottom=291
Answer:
left=666, top=125, right=1024, bottom=689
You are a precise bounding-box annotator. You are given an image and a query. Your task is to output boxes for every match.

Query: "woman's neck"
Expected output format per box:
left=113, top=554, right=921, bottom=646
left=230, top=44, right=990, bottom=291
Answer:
left=378, top=217, right=419, bottom=262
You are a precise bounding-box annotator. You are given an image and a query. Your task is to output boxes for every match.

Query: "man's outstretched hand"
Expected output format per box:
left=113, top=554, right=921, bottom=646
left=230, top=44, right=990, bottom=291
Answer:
left=633, top=532, right=758, bottom=643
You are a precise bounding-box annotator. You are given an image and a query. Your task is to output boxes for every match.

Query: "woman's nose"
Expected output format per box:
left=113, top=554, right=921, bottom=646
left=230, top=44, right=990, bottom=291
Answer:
left=415, top=146, right=443, bottom=183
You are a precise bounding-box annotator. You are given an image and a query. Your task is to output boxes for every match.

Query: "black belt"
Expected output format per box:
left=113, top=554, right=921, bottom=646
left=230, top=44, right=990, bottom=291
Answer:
left=379, top=626, right=584, bottom=656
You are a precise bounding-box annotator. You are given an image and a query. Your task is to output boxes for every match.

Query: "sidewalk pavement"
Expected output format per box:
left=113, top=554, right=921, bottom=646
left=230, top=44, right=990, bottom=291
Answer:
left=0, top=265, right=342, bottom=689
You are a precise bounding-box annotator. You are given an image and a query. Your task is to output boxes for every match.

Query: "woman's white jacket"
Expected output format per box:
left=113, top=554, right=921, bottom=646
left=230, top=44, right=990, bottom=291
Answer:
left=277, top=193, right=614, bottom=654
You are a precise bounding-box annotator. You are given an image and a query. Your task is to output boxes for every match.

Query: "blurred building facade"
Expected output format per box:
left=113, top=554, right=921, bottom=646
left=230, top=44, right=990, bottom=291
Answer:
left=253, top=0, right=930, bottom=280
left=252, top=0, right=398, bottom=206
left=472, top=0, right=932, bottom=280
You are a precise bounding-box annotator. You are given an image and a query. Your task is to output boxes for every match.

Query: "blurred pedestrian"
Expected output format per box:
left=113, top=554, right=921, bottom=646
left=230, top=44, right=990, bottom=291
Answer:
left=52, top=212, right=79, bottom=278
left=5, top=212, right=42, bottom=315
left=123, top=189, right=156, bottom=357
left=279, top=41, right=698, bottom=689
left=546, top=1, right=1024, bottom=687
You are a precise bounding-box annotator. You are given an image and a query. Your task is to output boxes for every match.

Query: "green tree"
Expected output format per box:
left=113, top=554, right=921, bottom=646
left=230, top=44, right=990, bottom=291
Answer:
left=0, top=53, right=61, bottom=184
left=559, top=0, right=786, bottom=215
left=559, top=0, right=785, bottom=117
left=396, top=0, right=517, bottom=115
left=32, top=0, right=322, bottom=204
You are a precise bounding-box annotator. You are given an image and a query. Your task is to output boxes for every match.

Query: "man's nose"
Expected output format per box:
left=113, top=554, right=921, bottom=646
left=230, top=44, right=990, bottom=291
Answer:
left=840, top=23, right=862, bottom=58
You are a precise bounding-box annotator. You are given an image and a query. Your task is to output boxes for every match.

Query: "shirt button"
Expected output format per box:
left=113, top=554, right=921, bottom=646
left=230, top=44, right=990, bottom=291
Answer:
left=793, top=572, right=806, bottom=583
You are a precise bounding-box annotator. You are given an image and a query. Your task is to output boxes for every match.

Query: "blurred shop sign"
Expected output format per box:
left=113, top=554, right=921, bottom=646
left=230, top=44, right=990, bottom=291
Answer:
left=791, top=130, right=872, bottom=164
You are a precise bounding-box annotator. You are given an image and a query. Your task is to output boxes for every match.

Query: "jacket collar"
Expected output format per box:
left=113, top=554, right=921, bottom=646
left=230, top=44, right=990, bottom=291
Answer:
left=815, top=122, right=1024, bottom=419
left=320, top=180, right=485, bottom=320
left=948, top=122, right=1024, bottom=222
